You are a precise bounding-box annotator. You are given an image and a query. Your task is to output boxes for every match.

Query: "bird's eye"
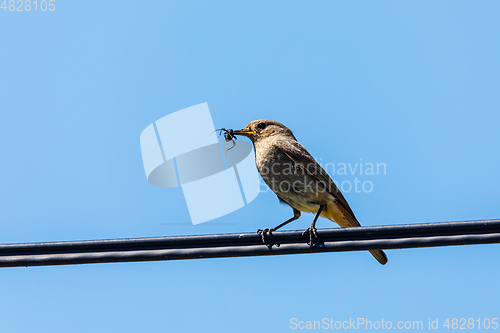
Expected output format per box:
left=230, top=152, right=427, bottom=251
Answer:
left=257, top=123, right=267, bottom=130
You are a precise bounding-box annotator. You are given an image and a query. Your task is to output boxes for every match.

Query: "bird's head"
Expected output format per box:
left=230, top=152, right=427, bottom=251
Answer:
left=233, top=119, right=295, bottom=143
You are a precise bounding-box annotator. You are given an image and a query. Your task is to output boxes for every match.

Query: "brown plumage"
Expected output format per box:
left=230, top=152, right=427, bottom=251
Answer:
left=234, top=119, right=387, bottom=265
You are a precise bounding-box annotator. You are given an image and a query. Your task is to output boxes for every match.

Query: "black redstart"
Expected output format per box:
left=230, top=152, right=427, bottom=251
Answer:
left=233, top=119, right=388, bottom=265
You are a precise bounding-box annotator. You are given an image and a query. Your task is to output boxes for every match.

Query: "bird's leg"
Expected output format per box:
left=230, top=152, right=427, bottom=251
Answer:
left=302, top=204, right=325, bottom=249
left=257, top=208, right=301, bottom=244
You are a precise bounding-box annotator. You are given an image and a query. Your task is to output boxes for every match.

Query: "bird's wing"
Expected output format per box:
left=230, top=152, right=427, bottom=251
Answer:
left=279, top=139, right=358, bottom=219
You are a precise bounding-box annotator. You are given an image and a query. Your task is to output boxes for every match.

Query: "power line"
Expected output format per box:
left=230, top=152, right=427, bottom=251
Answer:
left=1, top=219, right=499, bottom=268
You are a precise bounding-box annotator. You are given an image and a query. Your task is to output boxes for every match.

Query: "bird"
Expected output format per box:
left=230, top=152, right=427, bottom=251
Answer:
left=233, top=119, right=388, bottom=265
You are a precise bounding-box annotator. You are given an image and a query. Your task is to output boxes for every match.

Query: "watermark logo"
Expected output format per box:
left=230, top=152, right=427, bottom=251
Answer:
left=140, top=103, right=260, bottom=224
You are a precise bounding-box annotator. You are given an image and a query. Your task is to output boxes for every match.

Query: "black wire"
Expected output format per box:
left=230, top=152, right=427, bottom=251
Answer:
left=1, top=219, right=499, bottom=267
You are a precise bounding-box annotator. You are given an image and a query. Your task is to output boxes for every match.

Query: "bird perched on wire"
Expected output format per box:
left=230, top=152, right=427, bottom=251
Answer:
left=233, top=119, right=387, bottom=265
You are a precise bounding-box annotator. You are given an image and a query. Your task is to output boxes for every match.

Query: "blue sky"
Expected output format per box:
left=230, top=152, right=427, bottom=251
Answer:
left=1, top=1, right=500, bottom=332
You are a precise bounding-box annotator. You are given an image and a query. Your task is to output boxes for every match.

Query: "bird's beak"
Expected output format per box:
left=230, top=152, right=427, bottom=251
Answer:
left=233, top=129, right=255, bottom=137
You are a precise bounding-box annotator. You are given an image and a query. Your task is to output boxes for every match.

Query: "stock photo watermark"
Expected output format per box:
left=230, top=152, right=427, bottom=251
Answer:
left=1, top=0, right=55, bottom=11
left=258, top=158, right=387, bottom=195
left=290, top=317, right=499, bottom=330
left=140, top=103, right=261, bottom=225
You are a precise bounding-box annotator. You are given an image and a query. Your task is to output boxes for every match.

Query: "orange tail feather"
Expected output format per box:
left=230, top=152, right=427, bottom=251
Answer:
left=322, top=201, right=388, bottom=265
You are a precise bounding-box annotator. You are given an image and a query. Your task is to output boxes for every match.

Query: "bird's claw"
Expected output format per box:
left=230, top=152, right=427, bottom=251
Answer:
left=302, top=226, right=319, bottom=249
left=257, top=228, right=273, bottom=244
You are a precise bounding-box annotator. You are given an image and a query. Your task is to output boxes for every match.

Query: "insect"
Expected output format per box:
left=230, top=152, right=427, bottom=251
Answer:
left=214, top=128, right=237, bottom=153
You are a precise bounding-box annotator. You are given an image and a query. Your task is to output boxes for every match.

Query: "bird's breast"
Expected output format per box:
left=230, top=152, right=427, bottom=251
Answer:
left=253, top=141, right=333, bottom=213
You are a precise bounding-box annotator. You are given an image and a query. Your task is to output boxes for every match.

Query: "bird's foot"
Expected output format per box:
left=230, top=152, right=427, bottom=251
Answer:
left=302, top=226, right=319, bottom=249
left=257, top=228, right=273, bottom=244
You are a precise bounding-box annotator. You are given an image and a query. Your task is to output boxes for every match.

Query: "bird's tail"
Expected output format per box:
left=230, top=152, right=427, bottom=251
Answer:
left=322, top=201, right=388, bottom=265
